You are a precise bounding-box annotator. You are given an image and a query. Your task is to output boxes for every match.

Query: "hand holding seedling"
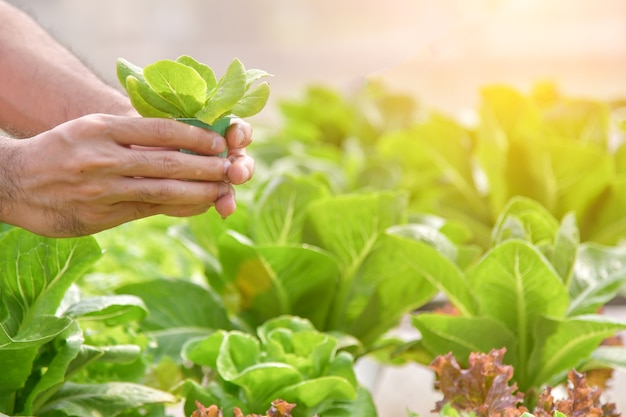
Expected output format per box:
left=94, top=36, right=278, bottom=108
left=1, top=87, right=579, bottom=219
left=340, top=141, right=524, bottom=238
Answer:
left=0, top=114, right=254, bottom=237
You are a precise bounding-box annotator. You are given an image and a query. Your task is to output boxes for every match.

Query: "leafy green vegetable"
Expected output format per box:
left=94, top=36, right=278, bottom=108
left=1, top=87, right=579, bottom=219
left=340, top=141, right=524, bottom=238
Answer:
left=117, top=55, right=271, bottom=125
left=404, top=197, right=626, bottom=397
left=179, top=316, right=376, bottom=417
left=0, top=228, right=174, bottom=416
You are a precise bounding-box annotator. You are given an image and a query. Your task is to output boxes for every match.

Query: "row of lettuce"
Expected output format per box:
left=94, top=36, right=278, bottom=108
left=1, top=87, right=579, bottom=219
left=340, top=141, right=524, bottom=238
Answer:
left=2, top=81, right=626, bottom=417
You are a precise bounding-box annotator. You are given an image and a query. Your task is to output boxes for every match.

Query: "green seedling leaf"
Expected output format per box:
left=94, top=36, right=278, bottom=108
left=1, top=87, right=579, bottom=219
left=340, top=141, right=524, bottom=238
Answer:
left=125, top=75, right=180, bottom=117
left=116, top=57, right=144, bottom=89
left=196, top=58, right=247, bottom=124
left=245, top=68, right=272, bottom=87
left=176, top=55, right=217, bottom=93
left=143, top=59, right=207, bottom=116
left=231, top=81, right=271, bottom=118
left=118, top=56, right=271, bottom=128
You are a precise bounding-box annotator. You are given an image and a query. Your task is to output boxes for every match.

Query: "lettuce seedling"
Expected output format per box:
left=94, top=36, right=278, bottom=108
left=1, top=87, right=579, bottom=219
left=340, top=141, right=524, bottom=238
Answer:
left=116, top=55, right=271, bottom=155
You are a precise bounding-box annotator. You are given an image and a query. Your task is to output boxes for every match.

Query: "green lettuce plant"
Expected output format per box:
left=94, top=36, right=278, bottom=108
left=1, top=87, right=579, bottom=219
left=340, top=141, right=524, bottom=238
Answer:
left=400, top=197, right=626, bottom=405
left=268, top=82, right=626, bottom=248
left=117, top=55, right=271, bottom=155
left=117, top=55, right=271, bottom=125
left=178, top=315, right=376, bottom=417
left=0, top=227, right=175, bottom=417
left=135, top=173, right=454, bottom=355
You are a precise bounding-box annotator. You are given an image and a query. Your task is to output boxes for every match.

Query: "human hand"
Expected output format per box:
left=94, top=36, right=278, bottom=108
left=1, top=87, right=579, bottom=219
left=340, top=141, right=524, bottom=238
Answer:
left=0, top=114, right=254, bottom=237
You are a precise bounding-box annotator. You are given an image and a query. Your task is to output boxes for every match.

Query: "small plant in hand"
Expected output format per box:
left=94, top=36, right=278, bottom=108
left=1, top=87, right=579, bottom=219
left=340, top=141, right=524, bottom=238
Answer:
left=116, top=55, right=271, bottom=154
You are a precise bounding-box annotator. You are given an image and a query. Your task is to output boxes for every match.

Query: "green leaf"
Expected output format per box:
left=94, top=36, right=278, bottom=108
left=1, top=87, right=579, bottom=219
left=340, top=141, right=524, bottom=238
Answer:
left=63, top=295, right=147, bottom=326
left=0, top=230, right=101, bottom=322
left=116, top=58, right=144, bottom=89
left=21, top=321, right=84, bottom=415
left=274, top=376, right=356, bottom=407
left=244, top=68, right=272, bottom=87
left=567, top=243, right=626, bottom=316
left=256, top=246, right=339, bottom=330
left=252, top=174, right=329, bottom=245
left=176, top=55, right=217, bottom=93
left=217, top=232, right=288, bottom=327
left=231, top=82, right=271, bottom=118
left=527, top=315, right=626, bottom=389
left=491, top=196, right=560, bottom=246
left=124, top=76, right=180, bottom=118
left=143, top=59, right=207, bottom=116
left=117, top=279, right=233, bottom=360
left=550, top=212, right=579, bottom=284
left=182, top=330, right=226, bottom=369
left=36, top=382, right=176, bottom=417
left=343, top=231, right=441, bottom=344
left=468, top=240, right=569, bottom=387
left=412, top=314, right=517, bottom=368
left=196, top=58, right=247, bottom=124
left=383, top=227, right=476, bottom=317
left=303, top=192, right=408, bottom=330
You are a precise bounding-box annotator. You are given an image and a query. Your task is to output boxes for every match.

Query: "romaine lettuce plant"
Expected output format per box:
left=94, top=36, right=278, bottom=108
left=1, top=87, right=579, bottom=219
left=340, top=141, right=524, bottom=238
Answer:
left=401, top=197, right=626, bottom=406
left=170, top=173, right=448, bottom=352
left=0, top=227, right=175, bottom=417
left=268, top=82, right=626, bottom=249
left=178, top=315, right=376, bottom=417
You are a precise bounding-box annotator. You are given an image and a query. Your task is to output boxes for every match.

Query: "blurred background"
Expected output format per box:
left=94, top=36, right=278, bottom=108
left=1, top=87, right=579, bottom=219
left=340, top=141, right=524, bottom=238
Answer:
left=7, top=0, right=626, bottom=415
left=8, top=0, right=626, bottom=122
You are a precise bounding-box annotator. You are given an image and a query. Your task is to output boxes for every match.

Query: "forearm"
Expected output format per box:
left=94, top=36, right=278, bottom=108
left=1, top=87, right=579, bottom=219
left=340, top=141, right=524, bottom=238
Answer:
left=0, top=1, right=134, bottom=137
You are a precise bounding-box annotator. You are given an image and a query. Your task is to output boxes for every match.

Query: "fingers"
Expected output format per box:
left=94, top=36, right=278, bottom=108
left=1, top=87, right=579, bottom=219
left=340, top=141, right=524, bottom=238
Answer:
left=225, top=119, right=253, bottom=150
left=111, top=177, right=233, bottom=206
left=102, top=115, right=228, bottom=155
left=119, top=148, right=232, bottom=181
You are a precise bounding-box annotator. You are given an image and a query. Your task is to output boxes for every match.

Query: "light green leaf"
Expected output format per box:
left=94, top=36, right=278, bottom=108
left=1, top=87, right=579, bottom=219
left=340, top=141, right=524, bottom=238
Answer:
left=274, top=376, right=356, bottom=407
left=252, top=174, right=329, bottom=245
left=412, top=314, right=517, bottom=368
left=0, top=229, right=101, bottom=337
left=176, top=55, right=217, bottom=93
left=143, top=59, right=207, bottom=116
left=491, top=196, right=559, bottom=246
left=36, top=382, right=176, bottom=417
left=231, top=82, right=271, bottom=118
left=256, top=246, right=339, bottom=330
left=125, top=75, right=180, bottom=117
left=21, top=321, right=83, bottom=415
left=527, top=315, right=626, bottom=389
left=63, top=295, right=147, bottom=326
left=196, top=58, right=247, bottom=124
left=115, top=57, right=144, bottom=89
left=245, top=68, right=272, bottom=87
left=567, top=243, right=626, bottom=316
left=383, top=228, right=475, bottom=316
left=117, top=279, right=233, bottom=360
left=550, top=212, right=579, bottom=284
left=468, top=240, right=569, bottom=387
left=343, top=231, right=441, bottom=344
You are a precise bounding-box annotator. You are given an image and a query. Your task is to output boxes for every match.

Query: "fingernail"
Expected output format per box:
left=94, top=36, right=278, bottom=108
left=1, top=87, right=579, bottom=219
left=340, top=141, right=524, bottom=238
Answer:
left=233, top=126, right=245, bottom=147
left=223, top=159, right=232, bottom=179
left=211, top=135, right=226, bottom=152
left=218, top=182, right=230, bottom=197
